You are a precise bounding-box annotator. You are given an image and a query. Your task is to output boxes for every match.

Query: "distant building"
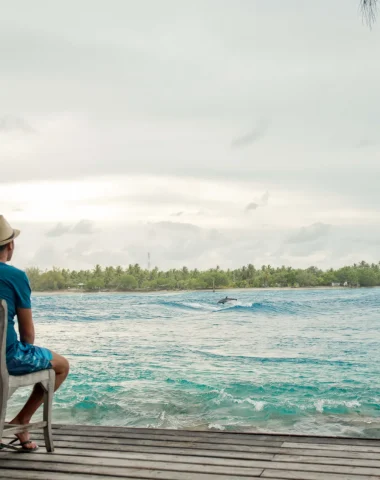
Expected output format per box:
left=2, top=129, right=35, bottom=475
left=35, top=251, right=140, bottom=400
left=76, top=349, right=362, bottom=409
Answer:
left=77, top=283, right=84, bottom=288
left=331, top=282, right=340, bottom=287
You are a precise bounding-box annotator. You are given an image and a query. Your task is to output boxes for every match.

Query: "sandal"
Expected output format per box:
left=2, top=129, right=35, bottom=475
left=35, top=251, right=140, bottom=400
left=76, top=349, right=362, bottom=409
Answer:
left=0, top=437, right=39, bottom=453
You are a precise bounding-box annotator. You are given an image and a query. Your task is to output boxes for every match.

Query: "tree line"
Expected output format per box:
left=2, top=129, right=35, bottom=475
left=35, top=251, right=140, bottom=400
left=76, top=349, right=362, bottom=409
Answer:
left=25, top=261, right=380, bottom=291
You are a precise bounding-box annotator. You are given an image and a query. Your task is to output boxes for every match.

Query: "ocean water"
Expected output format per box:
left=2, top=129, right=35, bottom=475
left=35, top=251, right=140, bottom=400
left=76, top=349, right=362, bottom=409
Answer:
left=7, top=288, right=380, bottom=437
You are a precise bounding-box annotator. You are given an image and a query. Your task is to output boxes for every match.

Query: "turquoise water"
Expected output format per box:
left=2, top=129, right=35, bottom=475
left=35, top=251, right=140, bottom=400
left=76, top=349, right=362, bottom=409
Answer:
left=8, top=288, right=380, bottom=437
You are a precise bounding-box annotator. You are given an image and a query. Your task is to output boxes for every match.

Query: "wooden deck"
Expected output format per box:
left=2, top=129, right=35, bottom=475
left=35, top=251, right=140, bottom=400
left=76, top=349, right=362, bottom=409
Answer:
left=1, top=425, right=380, bottom=479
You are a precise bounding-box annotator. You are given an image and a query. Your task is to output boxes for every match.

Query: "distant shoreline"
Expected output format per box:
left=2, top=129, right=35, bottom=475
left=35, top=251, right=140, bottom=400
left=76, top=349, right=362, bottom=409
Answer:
left=32, top=286, right=366, bottom=296
left=26, top=261, right=378, bottom=291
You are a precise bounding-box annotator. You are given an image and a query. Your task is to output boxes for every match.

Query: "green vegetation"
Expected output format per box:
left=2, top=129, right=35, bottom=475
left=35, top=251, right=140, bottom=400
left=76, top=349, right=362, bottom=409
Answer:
left=25, top=261, right=380, bottom=292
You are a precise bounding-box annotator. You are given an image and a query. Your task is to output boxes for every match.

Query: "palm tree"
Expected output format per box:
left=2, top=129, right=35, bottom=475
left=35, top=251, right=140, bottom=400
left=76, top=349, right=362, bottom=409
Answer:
left=361, top=0, right=377, bottom=26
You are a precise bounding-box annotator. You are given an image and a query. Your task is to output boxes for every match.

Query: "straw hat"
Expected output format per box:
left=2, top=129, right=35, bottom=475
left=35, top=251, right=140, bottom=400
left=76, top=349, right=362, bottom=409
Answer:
left=0, top=215, right=20, bottom=246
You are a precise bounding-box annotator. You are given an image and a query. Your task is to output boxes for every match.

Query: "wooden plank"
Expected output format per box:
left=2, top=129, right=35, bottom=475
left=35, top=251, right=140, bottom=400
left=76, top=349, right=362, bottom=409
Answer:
left=2, top=454, right=380, bottom=477
left=259, top=460, right=380, bottom=476
left=22, top=439, right=380, bottom=462
left=21, top=432, right=284, bottom=449
left=11, top=428, right=380, bottom=455
left=20, top=438, right=280, bottom=454
left=277, top=436, right=380, bottom=447
left=0, top=446, right=275, bottom=462
left=51, top=445, right=380, bottom=461
left=0, top=460, right=263, bottom=479
left=76, top=448, right=380, bottom=471
left=0, top=471, right=140, bottom=480
left=24, top=438, right=380, bottom=463
left=0, top=455, right=264, bottom=476
left=53, top=425, right=272, bottom=441
left=261, top=470, right=380, bottom=480
left=7, top=448, right=379, bottom=469
left=54, top=424, right=380, bottom=447
left=283, top=442, right=380, bottom=454
left=277, top=447, right=380, bottom=461
left=27, top=429, right=285, bottom=447
left=3, top=424, right=380, bottom=480
left=8, top=442, right=380, bottom=464
left=0, top=450, right=274, bottom=468
left=52, top=424, right=380, bottom=447
left=273, top=453, right=380, bottom=468
left=5, top=471, right=378, bottom=480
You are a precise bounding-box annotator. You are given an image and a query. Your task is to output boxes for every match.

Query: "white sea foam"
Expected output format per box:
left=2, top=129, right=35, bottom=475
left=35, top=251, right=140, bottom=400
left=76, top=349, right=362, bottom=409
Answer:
left=182, top=302, right=219, bottom=311
left=233, top=398, right=266, bottom=411
left=213, top=390, right=266, bottom=411
left=246, top=399, right=266, bottom=411
left=315, top=399, right=361, bottom=413
left=208, top=423, right=225, bottom=430
left=213, top=389, right=233, bottom=404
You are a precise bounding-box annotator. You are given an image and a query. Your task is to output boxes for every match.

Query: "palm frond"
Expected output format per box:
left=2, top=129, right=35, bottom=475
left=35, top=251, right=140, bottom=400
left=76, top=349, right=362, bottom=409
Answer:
left=360, top=0, right=378, bottom=27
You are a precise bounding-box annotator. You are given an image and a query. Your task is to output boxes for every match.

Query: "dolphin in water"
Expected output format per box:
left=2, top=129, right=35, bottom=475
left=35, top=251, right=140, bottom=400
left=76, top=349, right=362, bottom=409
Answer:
left=217, top=296, right=237, bottom=304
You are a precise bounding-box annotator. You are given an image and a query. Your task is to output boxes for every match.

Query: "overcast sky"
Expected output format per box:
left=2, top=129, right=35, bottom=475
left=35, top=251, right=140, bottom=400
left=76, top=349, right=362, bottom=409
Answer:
left=1, top=0, right=379, bottom=271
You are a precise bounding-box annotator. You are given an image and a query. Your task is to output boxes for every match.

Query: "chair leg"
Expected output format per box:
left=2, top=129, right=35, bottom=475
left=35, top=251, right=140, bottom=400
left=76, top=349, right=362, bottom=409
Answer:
left=42, top=371, right=55, bottom=453
left=0, top=382, right=9, bottom=446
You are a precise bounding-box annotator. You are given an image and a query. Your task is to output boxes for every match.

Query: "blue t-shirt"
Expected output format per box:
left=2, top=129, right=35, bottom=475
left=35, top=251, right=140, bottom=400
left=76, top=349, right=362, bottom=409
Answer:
left=0, top=262, right=31, bottom=358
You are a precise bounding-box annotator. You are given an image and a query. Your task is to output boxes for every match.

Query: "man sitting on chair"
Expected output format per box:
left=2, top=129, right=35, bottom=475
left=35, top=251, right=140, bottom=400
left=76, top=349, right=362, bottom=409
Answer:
left=0, top=215, right=69, bottom=451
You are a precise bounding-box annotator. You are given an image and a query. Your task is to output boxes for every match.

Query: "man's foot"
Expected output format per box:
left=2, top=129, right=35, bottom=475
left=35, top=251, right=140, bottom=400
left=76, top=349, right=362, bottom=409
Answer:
left=8, top=419, right=38, bottom=451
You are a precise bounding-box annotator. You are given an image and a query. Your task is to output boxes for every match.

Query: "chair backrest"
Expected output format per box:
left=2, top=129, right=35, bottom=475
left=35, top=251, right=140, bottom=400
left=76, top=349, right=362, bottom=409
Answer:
left=0, top=300, right=9, bottom=386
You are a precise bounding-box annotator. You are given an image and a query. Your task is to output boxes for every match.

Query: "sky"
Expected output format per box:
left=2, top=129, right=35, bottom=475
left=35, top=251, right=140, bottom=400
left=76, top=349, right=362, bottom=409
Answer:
left=1, top=0, right=380, bottom=271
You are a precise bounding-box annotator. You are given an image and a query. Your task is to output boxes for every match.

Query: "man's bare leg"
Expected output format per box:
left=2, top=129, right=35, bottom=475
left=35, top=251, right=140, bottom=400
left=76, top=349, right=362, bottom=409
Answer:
left=8, top=351, right=69, bottom=449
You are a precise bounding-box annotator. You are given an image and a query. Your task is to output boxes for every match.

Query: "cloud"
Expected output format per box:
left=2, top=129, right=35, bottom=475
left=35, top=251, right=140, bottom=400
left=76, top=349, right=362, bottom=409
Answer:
left=261, top=191, right=270, bottom=206
left=286, top=223, right=331, bottom=244
left=46, top=223, right=71, bottom=237
left=278, top=239, right=328, bottom=258
left=31, top=244, right=66, bottom=267
left=231, top=120, right=268, bottom=149
left=245, top=191, right=270, bottom=212
left=0, top=0, right=379, bottom=199
left=15, top=217, right=380, bottom=272
left=65, top=247, right=128, bottom=267
left=245, top=202, right=259, bottom=211
left=170, top=211, right=184, bottom=217
left=46, top=220, right=95, bottom=237
left=356, top=138, right=376, bottom=148
left=0, top=115, right=35, bottom=134
left=2, top=1, right=380, bottom=273
left=84, top=191, right=200, bottom=207
left=151, top=221, right=201, bottom=234
left=71, top=219, right=96, bottom=234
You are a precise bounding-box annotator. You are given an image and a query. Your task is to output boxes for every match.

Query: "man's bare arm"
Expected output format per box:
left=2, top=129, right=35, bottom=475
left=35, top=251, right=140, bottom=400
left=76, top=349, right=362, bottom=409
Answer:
left=17, top=308, right=35, bottom=344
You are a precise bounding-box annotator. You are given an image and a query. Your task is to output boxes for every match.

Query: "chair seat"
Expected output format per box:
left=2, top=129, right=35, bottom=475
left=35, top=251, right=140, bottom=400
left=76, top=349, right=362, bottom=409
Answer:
left=9, top=368, right=51, bottom=389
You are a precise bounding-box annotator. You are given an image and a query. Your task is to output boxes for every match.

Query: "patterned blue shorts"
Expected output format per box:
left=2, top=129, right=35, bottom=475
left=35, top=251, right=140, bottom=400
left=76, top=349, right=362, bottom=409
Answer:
left=7, top=342, right=53, bottom=376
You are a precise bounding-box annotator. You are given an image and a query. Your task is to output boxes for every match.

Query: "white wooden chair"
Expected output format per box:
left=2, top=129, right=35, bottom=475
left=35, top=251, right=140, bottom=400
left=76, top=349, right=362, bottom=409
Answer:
left=0, top=299, right=55, bottom=452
